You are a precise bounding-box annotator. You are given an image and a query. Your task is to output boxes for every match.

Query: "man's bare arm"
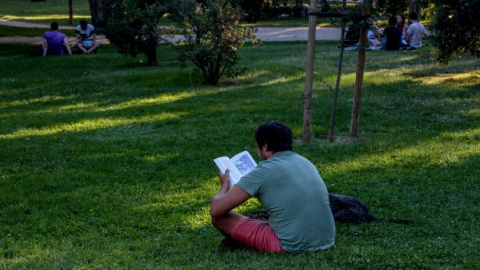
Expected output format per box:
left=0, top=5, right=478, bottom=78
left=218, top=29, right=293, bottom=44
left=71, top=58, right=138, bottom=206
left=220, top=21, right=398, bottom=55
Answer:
left=210, top=170, right=251, bottom=217
left=63, top=38, right=72, bottom=55
left=42, top=39, right=48, bottom=57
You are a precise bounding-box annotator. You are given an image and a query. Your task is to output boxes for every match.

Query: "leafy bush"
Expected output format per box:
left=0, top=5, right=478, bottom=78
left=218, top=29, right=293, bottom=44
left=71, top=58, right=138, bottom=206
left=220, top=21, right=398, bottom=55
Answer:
left=429, top=0, right=480, bottom=64
left=236, top=0, right=270, bottom=23
left=103, top=0, right=167, bottom=65
left=171, top=0, right=259, bottom=85
left=376, top=0, right=409, bottom=17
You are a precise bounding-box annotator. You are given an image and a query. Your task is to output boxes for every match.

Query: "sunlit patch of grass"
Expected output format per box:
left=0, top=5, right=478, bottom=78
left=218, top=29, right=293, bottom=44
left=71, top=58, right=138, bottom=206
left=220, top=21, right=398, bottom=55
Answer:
left=1, top=41, right=479, bottom=269
left=0, top=95, right=75, bottom=109
left=414, top=72, right=480, bottom=86
left=1, top=242, right=50, bottom=266
left=141, top=153, right=180, bottom=163
left=58, top=102, right=99, bottom=112
left=467, top=107, right=480, bottom=117
left=1, top=14, right=90, bottom=22
left=93, top=91, right=210, bottom=112
left=440, top=128, right=480, bottom=142
left=323, top=129, right=480, bottom=179
left=258, top=75, right=298, bottom=86
left=0, top=113, right=184, bottom=139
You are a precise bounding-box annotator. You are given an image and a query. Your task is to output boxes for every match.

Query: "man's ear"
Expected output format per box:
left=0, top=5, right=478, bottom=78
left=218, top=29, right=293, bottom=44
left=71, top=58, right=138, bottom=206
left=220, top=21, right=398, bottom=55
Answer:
left=262, top=144, right=268, bottom=152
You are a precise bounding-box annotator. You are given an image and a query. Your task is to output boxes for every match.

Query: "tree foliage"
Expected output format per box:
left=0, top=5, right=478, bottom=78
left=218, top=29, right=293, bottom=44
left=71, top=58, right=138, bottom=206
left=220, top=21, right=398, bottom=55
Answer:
left=103, top=0, right=167, bottom=65
left=429, top=0, right=480, bottom=64
left=171, top=0, right=259, bottom=85
left=376, top=0, right=409, bottom=17
left=233, top=0, right=270, bottom=23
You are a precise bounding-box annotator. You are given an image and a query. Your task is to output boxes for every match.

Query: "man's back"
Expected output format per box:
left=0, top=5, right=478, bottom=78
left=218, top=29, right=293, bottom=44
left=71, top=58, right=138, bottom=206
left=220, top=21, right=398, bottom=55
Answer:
left=384, top=26, right=402, bottom=51
left=407, top=21, right=427, bottom=48
left=43, top=31, right=66, bottom=55
left=237, top=151, right=335, bottom=252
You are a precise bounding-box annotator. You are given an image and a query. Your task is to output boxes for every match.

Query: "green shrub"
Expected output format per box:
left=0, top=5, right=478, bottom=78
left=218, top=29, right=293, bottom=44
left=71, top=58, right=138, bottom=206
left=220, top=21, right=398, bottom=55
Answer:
left=171, top=0, right=259, bottom=85
left=429, top=0, right=480, bottom=64
left=103, top=0, right=167, bottom=65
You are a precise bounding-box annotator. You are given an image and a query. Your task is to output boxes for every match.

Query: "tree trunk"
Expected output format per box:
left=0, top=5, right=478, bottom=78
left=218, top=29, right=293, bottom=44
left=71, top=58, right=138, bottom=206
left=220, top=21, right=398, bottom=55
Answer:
left=68, top=0, right=73, bottom=26
left=302, top=0, right=318, bottom=142
left=88, top=0, right=105, bottom=28
left=146, top=45, right=158, bottom=66
left=409, top=0, right=420, bottom=23
left=349, top=1, right=370, bottom=138
left=329, top=19, right=346, bottom=143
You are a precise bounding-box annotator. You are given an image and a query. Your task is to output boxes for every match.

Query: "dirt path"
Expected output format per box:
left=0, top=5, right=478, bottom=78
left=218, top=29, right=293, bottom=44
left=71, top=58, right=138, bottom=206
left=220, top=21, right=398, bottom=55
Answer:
left=0, top=19, right=75, bottom=29
left=0, top=19, right=341, bottom=45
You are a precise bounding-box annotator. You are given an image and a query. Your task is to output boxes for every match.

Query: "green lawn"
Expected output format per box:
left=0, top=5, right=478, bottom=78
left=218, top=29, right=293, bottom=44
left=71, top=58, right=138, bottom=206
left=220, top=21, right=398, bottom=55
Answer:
left=0, top=25, right=76, bottom=37
left=0, top=41, right=479, bottom=269
left=0, top=0, right=337, bottom=33
left=0, top=0, right=90, bottom=26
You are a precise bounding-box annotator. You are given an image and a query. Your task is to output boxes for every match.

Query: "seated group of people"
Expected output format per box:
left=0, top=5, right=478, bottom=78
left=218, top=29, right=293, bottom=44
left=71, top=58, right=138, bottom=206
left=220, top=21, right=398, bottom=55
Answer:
left=42, top=20, right=100, bottom=57
left=343, top=11, right=428, bottom=51
left=383, top=12, right=428, bottom=51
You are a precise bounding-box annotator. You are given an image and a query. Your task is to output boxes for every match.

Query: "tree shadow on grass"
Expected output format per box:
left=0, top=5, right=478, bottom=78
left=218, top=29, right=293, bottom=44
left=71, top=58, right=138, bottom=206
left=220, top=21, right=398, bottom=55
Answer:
left=1, top=41, right=479, bottom=268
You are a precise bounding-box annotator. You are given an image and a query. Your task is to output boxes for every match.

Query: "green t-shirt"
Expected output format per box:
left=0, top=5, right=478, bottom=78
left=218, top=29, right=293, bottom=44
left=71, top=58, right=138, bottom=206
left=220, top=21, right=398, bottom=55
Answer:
left=236, top=151, right=335, bottom=252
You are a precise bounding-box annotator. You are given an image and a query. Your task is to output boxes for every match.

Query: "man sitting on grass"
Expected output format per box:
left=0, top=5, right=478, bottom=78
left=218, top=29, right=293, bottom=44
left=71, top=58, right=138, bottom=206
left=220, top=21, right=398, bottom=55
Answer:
left=383, top=16, right=410, bottom=51
left=75, top=19, right=100, bottom=54
left=42, top=22, right=72, bottom=57
left=406, top=11, right=428, bottom=48
left=210, top=121, right=335, bottom=253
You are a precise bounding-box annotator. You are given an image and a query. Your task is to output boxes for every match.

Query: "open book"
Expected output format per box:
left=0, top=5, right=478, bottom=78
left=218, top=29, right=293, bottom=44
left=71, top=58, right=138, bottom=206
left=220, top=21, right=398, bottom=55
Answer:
left=213, top=150, right=257, bottom=185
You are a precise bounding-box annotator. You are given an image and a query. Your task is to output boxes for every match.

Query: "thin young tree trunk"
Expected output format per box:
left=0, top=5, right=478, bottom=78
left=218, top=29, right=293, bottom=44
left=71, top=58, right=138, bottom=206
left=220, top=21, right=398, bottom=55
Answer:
left=329, top=18, right=346, bottom=142
left=302, top=0, right=318, bottom=142
left=68, top=0, right=73, bottom=26
left=329, top=0, right=348, bottom=142
left=349, top=1, right=370, bottom=138
left=146, top=45, right=158, bottom=66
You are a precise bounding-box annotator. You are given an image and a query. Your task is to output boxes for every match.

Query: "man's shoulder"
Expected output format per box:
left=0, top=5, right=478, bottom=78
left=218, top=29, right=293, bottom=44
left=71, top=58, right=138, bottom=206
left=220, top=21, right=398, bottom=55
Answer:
left=275, top=151, right=314, bottom=167
left=419, top=23, right=427, bottom=31
left=272, top=150, right=298, bottom=159
left=410, top=22, right=422, bottom=28
left=44, top=31, right=63, bottom=38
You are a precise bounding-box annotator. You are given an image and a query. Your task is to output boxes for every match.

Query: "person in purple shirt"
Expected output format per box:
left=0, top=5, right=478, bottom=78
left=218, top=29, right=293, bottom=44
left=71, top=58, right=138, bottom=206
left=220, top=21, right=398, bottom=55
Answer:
left=42, top=22, right=72, bottom=57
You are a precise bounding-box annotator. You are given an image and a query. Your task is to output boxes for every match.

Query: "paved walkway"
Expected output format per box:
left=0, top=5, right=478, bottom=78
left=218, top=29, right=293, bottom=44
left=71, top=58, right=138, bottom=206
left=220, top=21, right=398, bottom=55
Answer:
left=0, top=19, right=342, bottom=45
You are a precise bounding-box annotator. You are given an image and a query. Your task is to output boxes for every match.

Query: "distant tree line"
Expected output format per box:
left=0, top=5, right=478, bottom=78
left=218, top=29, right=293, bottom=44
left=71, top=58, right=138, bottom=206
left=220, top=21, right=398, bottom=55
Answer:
left=86, top=0, right=479, bottom=85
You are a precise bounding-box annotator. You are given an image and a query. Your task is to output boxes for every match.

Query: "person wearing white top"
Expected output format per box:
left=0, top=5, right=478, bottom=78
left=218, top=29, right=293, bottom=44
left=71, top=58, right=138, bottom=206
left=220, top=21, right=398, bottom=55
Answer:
left=406, top=12, right=428, bottom=48
left=75, top=20, right=100, bottom=54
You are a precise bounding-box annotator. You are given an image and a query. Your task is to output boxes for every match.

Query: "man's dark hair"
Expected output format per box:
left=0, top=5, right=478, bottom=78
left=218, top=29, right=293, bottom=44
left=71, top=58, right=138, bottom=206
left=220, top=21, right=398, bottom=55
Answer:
left=255, top=121, right=293, bottom=152
left=80, top=19, right=88, bottom=29
left=409, top=11, right=418, bottom=20
left=388, top=16, right=396, bottom=26
left=50, top=22, right=59, bottom=30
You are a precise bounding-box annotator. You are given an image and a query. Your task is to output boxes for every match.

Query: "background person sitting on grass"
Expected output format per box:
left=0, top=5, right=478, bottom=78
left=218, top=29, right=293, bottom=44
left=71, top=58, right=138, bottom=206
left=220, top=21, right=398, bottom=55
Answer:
left=210, top=121, right=335, bottom=253
left=384, top=16, right=403, bottom=51
left=406, top=11, right=428, bottom=48
left=42, top=22, right=71, bottom=57
left=75, top=19, right=100, bottom=54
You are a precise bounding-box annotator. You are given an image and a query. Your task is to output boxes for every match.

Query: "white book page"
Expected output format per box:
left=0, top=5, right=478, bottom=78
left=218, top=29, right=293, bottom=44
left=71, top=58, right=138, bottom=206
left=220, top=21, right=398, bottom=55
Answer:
left=230, top=151, right=257, bottom=178
left=213, top=157, right=242, bottom=185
